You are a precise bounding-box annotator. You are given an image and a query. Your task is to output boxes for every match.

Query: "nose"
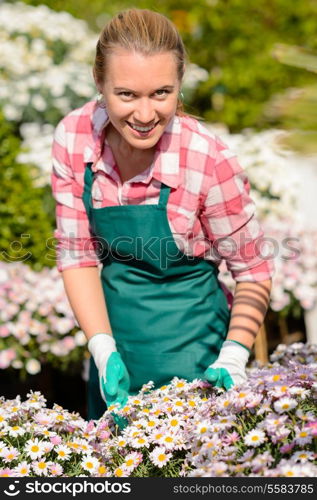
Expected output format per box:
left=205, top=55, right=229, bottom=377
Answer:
left=133, top=97, right=156, bottom=125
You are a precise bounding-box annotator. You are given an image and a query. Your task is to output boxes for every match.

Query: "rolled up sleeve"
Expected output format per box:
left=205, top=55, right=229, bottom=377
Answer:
left=51, top=120, right=99, bottom=272
left=200, top=142, right=275, bottom=282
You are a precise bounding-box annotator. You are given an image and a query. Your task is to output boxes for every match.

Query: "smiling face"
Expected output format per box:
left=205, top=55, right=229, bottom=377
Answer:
left=96, top=48, right=181, bottom=152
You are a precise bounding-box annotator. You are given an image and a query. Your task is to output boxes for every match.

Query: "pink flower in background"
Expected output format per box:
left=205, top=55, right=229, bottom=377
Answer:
left=0, top=325, right=10, bottom=338
left=50, top=435, right=62, bottom=445
left=0, top=348, right=16, bottom=369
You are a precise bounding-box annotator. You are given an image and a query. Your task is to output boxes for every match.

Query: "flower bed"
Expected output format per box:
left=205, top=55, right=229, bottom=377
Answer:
left=0, top=343, right=316, bottom=477
left=0, top=262, right=86, bottom=377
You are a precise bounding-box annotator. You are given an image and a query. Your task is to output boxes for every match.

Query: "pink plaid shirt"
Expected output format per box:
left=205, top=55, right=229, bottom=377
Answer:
left=51, top=100, right=274, bottom=287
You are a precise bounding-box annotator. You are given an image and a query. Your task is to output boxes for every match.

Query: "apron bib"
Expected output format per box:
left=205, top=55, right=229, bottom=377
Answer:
left=82, top=162, right=230, bottom=419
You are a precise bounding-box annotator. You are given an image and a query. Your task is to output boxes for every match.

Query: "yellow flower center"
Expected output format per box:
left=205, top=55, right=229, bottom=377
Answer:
left=126, top=459, right=134, bottom=466
left=31, top=445, right=39, bottom=452
left=38, top=462, right=46, bottom=469
left=59, top=451, right=66, bottom=456
left=299, top=432, right=308, bottom=437
left=170, top=419, right=178, bottom=427
left=282, top=404, right=290, bottom=409
left=286, top=471, right=294, bottom=476
left=115, top=468, right=123, bottom=477
left=98, top=466, right=106, bottom=474
left=273, top=375, right=280, bottom=382
left=86, top=462, right=93, bottom=469
left=158, top=454, right=166, bottom=462
left=251, top=436, right=259, bottom=441
left=20, top=467, right=27, bottom=474
left=165, top=437, right=173, bottom=443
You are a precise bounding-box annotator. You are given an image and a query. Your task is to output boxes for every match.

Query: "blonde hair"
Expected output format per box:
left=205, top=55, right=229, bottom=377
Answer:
left=93, top=9, right=187, bottom=113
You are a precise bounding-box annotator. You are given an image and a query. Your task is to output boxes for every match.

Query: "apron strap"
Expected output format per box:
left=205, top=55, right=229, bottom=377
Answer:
left=83, top=163, right=171, bottom=211
left=82, top=162, right=94, bottom=218
left=158, top=183, right=171, bottom=208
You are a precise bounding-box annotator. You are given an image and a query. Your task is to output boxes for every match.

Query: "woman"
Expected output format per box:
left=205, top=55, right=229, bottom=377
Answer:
left=51, top=9, right=274, bottom=420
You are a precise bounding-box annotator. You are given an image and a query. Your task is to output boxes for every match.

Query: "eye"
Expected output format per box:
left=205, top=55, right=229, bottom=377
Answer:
left=154, top=89, right=170, bottom=97
left=118, top=91, right=134, bottom=98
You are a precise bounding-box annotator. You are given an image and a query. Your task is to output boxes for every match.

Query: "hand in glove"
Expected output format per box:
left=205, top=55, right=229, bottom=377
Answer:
left=88, top=333, right=130, bottom=409
left=204, top=340, right=251, bottom=391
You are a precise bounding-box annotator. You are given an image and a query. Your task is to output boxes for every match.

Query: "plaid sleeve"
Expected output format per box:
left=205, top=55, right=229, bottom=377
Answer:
left=200, top=140, right=274, bottom=282
left=51, top=119, right=99, bottom=272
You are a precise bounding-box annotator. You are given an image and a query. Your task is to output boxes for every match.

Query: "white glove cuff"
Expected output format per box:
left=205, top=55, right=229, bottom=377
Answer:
left=87, top=333, right=117, bottom=375
left=213, top=340, right=250, bottom=368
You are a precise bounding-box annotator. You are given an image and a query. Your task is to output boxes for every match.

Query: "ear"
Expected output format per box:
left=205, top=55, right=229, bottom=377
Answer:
left=92, top=68, right=102, bottom=93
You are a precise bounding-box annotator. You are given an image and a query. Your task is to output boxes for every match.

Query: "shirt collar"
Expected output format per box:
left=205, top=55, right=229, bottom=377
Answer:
left=83, top=102, right=182, bottom=189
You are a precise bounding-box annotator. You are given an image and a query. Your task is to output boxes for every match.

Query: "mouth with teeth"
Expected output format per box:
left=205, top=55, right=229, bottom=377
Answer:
left=126, top=120, right=159, bottom=135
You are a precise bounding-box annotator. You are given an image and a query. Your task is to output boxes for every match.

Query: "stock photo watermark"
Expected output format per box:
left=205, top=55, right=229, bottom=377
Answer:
left=0, top=232, right=303, bottom=269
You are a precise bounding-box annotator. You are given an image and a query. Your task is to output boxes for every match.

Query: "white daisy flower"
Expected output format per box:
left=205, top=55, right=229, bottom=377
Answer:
left=50, top=463, right=63, bottom=476
left=273, top=397, right=298, bottom=413
left=158, top=433, right=177, bottom=450
left=289, top=387, right=310, bottom=399
left=113, top=466, right=129, bottom=477
left=291, top=451, right=315, bottom=463
left=1, top=446, right=20, bottom=463
left=167, top=416, right=183, bottom=430
left=196, top=421, right=210, bottom=436
left=116, top=438, right=128, bottom=448
left=294, top=428, right=313, bottom=446
left=7, top=425, right=25, bottom=437
left=81, top=455, right=100, bottom=474
left=25, top=437, right=46, bottom=460
left=244, top=429, right=266, bottom=447
left=55, top=445, right=71, bottom=461
left=279, top=463, right=304, bottom=477
left=131, top=436, right=150, bottom=449
left=14, top=461, right=30, bottom=476
left=124, top=452, right=142, bottom=471
left=149, top=447, right=172, bottom=468
left=32, top=459, right=50, bottom=476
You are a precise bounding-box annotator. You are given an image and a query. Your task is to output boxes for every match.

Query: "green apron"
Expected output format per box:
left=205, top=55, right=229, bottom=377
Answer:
left=82, top=162, right=230, bottom=419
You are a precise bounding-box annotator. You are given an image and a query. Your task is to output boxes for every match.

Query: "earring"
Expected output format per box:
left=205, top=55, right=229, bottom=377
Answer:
left=97, top=93, right=107, bottom=109
left=179, top=91, right=184, bottom=101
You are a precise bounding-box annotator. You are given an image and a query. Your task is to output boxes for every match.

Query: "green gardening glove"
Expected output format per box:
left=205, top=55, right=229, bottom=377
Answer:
left=102, top=352, right=130, bottom=409
left=204, top=340, right=251, bottom=391
left=88, top=334, right=130, bottom=409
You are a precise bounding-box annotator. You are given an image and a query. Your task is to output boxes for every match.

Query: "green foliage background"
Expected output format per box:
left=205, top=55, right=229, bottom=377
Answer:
left=0, top=112, right=56, bottom=270
left=17, top=0, right=317, bottom=131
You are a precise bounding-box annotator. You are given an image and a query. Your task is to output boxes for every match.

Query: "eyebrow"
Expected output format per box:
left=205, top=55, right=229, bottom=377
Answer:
left=114, top=85, right=175, bottom=92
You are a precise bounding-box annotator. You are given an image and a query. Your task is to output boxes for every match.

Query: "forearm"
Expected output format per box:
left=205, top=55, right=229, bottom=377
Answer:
left=61, top=266, right=112, bottom=340
left=226, top=279, right=272, bottom=350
